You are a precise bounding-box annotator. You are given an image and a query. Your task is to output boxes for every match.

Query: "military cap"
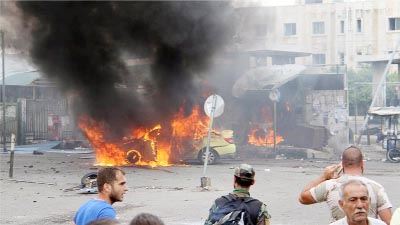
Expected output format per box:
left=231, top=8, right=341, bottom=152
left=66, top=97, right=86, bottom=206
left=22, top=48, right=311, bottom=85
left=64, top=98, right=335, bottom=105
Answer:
left=234, top=164, right=255, bottom=181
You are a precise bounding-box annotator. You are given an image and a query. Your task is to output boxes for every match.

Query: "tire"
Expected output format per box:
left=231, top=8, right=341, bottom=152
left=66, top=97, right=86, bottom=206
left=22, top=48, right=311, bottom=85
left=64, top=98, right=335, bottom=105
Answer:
left=198, top=148, right=219, bottom=165
left=386, top=148, right=400, bottom=163
left=126, top=150, right=142, bottom=164
left=81, top=172, right=98, bottom=188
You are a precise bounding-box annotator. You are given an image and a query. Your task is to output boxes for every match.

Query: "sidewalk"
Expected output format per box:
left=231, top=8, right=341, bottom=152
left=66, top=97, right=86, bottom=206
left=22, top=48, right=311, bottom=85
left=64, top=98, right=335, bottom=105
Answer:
left=358, top=143, right=387, bottom=162
left=0, top=141, right=93, bottom=154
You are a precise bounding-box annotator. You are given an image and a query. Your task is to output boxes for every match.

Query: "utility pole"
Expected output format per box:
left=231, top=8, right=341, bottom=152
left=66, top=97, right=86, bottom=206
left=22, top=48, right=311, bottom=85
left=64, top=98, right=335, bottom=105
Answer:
left=1, top=1, right=6, bottom=152
left=357, top=40, right=400, bottom=145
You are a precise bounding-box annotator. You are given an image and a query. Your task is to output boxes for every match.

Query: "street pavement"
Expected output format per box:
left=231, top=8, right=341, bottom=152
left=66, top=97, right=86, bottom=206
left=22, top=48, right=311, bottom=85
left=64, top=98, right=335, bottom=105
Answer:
left=0, top=141, right=398, bottom=225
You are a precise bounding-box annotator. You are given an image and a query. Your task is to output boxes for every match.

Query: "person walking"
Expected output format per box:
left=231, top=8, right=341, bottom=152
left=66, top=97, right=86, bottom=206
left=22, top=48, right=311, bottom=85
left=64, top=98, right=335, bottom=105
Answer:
left=299, top=145, right=392, bottom=224
left=204, top=164, right=271, bottom=225
left=329, top=179, right=386, bottom=225
left=73, top=167, right=128, bottom=225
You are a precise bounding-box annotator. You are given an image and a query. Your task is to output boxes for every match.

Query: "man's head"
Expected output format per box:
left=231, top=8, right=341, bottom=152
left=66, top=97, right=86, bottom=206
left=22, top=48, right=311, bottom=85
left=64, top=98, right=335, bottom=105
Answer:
left=130, top=213, right=165, bottom=225
left=234, top=164, right=255, bottom=187
left=342, top=145, right=364, bottom=172
left=339, top=180, right=370, bottom=224
left=97, top=167, right=128, bottom=204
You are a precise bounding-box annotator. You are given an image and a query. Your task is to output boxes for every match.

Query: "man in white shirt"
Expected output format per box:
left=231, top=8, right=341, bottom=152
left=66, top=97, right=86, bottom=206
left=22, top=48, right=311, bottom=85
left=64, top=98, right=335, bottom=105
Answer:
left=299, top=146, right=392, bottom=224
left=329, top=179, right=385, bottom=225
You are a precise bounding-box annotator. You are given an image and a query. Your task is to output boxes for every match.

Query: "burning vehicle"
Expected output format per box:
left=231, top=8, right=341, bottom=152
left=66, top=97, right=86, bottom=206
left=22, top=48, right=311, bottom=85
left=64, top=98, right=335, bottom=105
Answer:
left=183, top=129, right=236, bottom=165
left=122, top=128, right=236, bottom=165
left=79, top=103, right=236, bottom=167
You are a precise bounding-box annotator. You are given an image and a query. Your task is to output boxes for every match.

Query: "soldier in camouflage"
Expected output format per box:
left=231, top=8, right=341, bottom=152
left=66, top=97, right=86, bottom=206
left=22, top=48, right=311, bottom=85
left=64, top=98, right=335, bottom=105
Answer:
left=204, top=164, right=271, bottom=225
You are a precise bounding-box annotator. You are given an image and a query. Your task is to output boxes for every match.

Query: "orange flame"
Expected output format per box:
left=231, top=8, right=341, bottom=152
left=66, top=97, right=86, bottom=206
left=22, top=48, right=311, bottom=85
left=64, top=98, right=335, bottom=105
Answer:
left=78, top=104, right=210, bottom=167
left=78, top=116, right=128, bottom=166
left=247, top=105, right=284, bottom=146
left=173, top=105, right=209, bottom=138
left=248, top=128, right=284, bottom=146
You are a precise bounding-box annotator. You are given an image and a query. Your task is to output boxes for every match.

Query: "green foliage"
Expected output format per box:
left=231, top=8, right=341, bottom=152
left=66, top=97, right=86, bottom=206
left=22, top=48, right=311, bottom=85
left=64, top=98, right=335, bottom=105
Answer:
left=348, top=68, right=372, bottom=116
left=386, top=71, right=400, bottom=106
left=348, top=69, right=400, bottom=116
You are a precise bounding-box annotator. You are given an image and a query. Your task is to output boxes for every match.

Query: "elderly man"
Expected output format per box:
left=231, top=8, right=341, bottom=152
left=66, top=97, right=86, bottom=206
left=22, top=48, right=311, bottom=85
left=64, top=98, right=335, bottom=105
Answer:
left=299, top=146, right=392, bottom=224
left=329, top=179, right=386, bottom=225
left=204, top=164, right=271, bottom=225
left=73, top=167, right=128, bottom=225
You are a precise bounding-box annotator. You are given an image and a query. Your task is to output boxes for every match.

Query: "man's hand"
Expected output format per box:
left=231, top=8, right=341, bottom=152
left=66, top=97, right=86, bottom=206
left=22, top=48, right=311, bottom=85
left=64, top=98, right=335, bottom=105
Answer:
left=322, top=164, right=341, bottom=180
left=298, top=164, right=341, bottom=204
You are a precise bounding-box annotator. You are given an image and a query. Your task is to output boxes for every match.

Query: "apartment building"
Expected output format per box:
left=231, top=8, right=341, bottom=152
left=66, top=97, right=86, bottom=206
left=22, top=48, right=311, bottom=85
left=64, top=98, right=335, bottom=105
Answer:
left=230, top=0, right=400, bottom=151
left=234, top=0, right=400, bottom=69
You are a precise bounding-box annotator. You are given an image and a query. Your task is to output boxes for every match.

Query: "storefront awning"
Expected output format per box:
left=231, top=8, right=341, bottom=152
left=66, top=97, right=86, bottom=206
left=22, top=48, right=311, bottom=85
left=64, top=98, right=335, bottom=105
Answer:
left=232, top=64, right=306, bottom=98
left=368, top=107, right=400, bottom=116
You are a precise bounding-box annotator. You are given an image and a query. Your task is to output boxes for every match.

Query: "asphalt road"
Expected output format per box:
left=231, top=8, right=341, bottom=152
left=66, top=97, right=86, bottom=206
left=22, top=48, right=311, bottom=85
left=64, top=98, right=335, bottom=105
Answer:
left=0, top=143, right=399, bottom=225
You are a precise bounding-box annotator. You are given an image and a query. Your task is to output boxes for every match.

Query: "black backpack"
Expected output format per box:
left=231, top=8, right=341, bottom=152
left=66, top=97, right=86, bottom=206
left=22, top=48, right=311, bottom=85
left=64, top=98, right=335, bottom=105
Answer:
left=208, top=194, right=262, bottom=225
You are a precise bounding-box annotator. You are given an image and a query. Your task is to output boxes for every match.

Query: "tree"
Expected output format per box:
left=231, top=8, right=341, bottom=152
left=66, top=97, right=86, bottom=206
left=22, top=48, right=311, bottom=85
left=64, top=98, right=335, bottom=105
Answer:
left=348, top=68, right=372, bottom=116
left=348, top=68, right=399, bottom=116
left=386, top=71, right=400, bottom=106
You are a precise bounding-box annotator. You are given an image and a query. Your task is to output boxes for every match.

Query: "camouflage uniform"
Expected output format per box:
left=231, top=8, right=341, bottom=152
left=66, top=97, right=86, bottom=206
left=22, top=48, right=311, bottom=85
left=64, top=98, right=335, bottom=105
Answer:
left=204, top=164, right=271, bottom=225
left=204, top=190, right=271, bottom=225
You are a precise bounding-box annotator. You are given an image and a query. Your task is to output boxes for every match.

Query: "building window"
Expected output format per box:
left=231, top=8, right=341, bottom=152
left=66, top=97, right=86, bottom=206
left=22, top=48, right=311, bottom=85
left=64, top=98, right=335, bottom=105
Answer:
left=389, top=17, right=400, bottom=30
left=284, top=23, right=296, bottom=36
left=313, top=54, right=326, bottom=64
left=356, top=19, right=362, bottom=32
left=313, top=21, right=325, bottom=34
left=306, top=0, right=322, bottom=3
left=339, top=53, right=345, bottom=65
left=340, top=20, right=345, bottom=33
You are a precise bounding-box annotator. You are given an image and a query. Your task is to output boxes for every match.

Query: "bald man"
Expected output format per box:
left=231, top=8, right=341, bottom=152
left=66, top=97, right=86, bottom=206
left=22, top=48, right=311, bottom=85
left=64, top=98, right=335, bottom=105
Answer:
left=299, top=146, right=392, bottom=224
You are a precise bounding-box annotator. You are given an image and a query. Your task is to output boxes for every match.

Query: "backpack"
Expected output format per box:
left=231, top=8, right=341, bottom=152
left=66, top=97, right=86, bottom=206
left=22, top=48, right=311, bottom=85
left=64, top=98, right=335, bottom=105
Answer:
left=208, top=194, right=262, bottom=225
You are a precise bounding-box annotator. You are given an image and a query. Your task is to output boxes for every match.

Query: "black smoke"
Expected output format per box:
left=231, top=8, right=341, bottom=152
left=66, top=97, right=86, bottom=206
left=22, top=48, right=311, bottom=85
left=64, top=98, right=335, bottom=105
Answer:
left=17, top=1, right=234, bottom=139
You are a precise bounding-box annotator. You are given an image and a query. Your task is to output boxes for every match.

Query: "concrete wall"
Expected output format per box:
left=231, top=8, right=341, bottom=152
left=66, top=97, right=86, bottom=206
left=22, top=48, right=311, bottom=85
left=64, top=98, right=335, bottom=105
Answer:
left=305, top=89, right=349, bottom=152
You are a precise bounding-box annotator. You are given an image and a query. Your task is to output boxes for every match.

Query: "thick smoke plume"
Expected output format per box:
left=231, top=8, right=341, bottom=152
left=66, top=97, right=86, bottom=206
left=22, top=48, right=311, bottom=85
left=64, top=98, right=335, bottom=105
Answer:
left=17, top=1, right=234, bottom=139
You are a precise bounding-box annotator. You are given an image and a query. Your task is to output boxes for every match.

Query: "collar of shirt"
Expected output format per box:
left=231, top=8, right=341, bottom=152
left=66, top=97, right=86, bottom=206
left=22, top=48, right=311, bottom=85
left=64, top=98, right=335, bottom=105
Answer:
left=232, top=189, right=250, bottom=197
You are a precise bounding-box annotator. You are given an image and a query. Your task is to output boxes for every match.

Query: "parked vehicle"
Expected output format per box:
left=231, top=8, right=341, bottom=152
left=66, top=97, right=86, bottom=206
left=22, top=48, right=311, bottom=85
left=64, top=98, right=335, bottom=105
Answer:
left=120, top=128, right=236, bottom=165
left=385, top=139, right=400, bottom=163
left=185, top=129, right=236, bottom=165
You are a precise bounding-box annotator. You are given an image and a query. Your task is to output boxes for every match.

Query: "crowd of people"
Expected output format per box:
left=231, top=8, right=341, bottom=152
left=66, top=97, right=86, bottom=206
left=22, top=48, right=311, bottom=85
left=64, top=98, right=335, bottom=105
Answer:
left=72, top=146, right=399, bottom=225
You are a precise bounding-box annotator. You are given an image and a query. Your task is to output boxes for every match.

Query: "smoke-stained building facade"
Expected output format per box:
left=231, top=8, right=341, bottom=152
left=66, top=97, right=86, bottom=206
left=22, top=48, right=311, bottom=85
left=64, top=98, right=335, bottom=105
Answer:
left=229, top=0, right=400, bottom=155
